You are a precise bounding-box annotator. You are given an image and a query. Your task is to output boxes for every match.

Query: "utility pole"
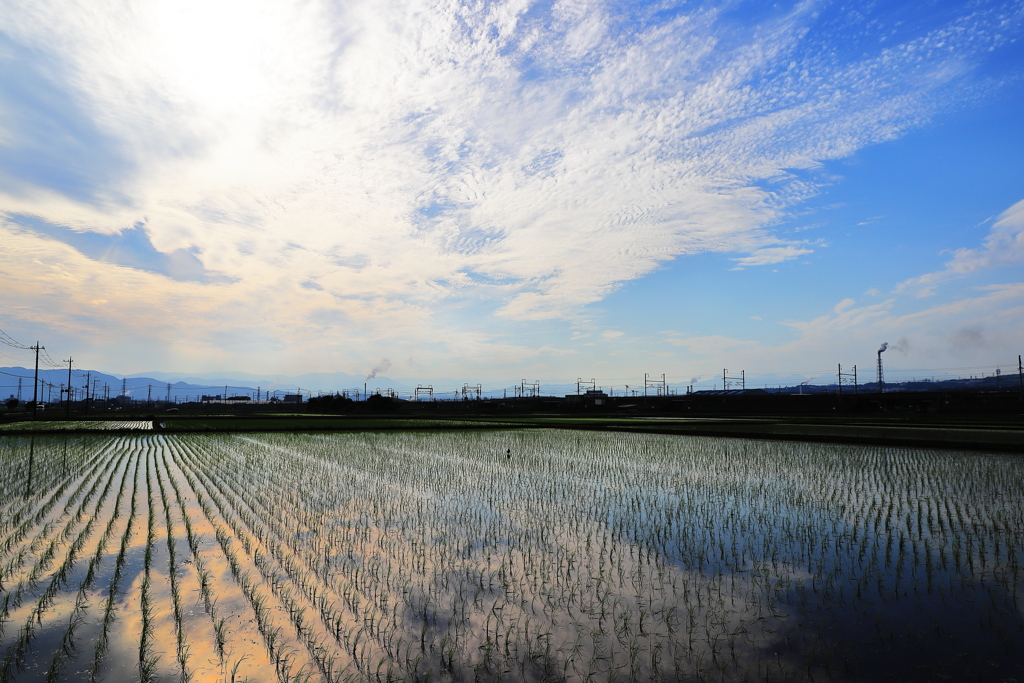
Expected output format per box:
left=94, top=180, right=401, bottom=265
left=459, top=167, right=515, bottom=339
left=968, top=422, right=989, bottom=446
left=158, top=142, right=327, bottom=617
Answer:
left=1019, top=355, right=1023, bottom=395
left=147, top=384, right=152, bottom=406
left=30, top=342, right=42, bottom=420
left=64, top=357, right=73, bottom=418
left=83, top=372, right=91, bottom=415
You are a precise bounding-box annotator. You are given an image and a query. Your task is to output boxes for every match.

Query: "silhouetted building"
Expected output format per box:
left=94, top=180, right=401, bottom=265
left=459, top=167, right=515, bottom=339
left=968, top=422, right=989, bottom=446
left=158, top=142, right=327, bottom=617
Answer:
left=565, top=389, right=609, bottom=405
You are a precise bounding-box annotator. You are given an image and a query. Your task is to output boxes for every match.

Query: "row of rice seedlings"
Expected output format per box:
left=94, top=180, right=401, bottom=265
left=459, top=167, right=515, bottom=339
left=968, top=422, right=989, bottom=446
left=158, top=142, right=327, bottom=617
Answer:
left=1, top=437, right=109, bottom=525
left=0, top=444, right=130, bottom=681
left=43, top=437, right=138, bottom=682
left=161, top=438, right=294, bottom=683
left=0, top=437, right=97, bottom=531
left=158, top=446, right=222, bottom=634
left=162, top=439, right=238, bottom=665
left=173, top=439, right=362, bottom=682
left=169, top=441, right=327, bottom=682
left=90, top=443, right=144, bottom=681
left=172, top=441, right=369, bottom=655
left=208, top=437, right=406, bottom=654
left=0, top=439, right=127, bottom=643
left=151, top=438, right=194, bottom=683
left=139, top=443, right=161, bottom=682
left=0, top=442, right=112, bottom=583
left=0, top=439, right=115, bottom=591
left=203, top=437, right=401, bottom=673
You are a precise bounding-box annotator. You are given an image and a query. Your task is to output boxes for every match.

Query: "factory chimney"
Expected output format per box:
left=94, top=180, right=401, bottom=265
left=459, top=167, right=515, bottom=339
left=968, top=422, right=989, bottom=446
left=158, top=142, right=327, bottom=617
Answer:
left=877, top=342, right=888, bottom=393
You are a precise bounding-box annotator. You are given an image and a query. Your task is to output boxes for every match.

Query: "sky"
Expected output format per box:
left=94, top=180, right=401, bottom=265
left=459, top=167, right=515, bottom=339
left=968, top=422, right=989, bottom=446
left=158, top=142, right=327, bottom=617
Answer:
left=1, top=0, right=1022, bottom=390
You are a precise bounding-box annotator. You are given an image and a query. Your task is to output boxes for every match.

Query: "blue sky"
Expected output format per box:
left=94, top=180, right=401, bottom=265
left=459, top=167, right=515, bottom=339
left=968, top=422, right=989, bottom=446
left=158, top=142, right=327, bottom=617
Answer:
left=1, top=0, right=1022, bottom=388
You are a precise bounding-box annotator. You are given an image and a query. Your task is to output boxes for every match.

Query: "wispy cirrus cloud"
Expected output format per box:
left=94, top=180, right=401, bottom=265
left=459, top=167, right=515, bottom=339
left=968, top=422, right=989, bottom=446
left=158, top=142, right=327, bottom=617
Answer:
left=1, top=0, right=1020, bottom=373
left=731, top=245, right=813, bottom=268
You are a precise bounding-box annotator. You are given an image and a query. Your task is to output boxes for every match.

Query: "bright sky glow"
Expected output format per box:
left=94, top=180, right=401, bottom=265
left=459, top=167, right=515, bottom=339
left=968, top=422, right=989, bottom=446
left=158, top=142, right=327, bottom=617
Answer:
left=1, top=0, right=1022, bottom=386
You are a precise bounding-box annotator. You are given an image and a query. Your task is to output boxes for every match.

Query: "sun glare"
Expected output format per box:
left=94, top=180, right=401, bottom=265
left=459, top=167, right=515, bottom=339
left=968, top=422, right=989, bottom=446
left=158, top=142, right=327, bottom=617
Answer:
left=148, top=0, right=283, bottom=111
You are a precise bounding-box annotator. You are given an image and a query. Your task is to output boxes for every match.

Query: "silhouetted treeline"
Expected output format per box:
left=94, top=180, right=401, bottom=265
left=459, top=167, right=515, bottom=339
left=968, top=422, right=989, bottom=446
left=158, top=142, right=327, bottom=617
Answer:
left=306, top=394, right=355, bottom=413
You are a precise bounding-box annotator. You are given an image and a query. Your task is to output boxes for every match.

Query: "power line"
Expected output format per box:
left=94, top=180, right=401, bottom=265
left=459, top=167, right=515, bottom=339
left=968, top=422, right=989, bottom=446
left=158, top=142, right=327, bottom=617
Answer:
left=0, top=329, right=32, bottom=350
left=39, top=348, right=62, bottom=369
left=0, top=369, right=36, bottom=379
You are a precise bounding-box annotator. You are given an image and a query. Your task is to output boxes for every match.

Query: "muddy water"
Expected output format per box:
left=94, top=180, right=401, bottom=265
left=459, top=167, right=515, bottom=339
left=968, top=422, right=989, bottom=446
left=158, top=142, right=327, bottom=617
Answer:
left=1, top=431, right=1023, bottom=682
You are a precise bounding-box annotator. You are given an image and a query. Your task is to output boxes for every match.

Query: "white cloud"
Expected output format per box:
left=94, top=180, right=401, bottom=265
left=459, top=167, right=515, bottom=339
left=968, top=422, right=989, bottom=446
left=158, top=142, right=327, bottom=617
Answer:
left=896, top=199, right=1024, bottom=297
left=731, top=245, right=813, bottom=268
left=833, top=298, right=856, bottom=313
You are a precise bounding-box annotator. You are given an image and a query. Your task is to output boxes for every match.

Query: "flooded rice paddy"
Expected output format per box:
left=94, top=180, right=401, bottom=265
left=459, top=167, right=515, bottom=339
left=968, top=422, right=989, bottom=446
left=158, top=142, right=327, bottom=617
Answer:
left=1, top=430, right=1022, bottom=682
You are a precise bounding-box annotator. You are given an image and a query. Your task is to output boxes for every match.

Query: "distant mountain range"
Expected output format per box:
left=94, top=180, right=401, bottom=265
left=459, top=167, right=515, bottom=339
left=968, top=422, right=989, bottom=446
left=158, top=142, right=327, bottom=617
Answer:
left=1, top=366, right=414, bottom=401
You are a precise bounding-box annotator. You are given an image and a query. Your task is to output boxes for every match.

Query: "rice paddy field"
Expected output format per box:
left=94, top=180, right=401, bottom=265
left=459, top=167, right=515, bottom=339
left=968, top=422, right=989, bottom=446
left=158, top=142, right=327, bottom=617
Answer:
left=1, top=430, right=1022, bottom=683
left=0, top=422, right=153, bottom=433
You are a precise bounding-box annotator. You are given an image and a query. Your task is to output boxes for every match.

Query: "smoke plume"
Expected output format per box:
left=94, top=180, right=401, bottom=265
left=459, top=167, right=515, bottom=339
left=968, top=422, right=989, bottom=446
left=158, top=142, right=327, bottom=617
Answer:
left=878, top=342, right=888, bottom=354
left=366, top=358, right=392, bottom=381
